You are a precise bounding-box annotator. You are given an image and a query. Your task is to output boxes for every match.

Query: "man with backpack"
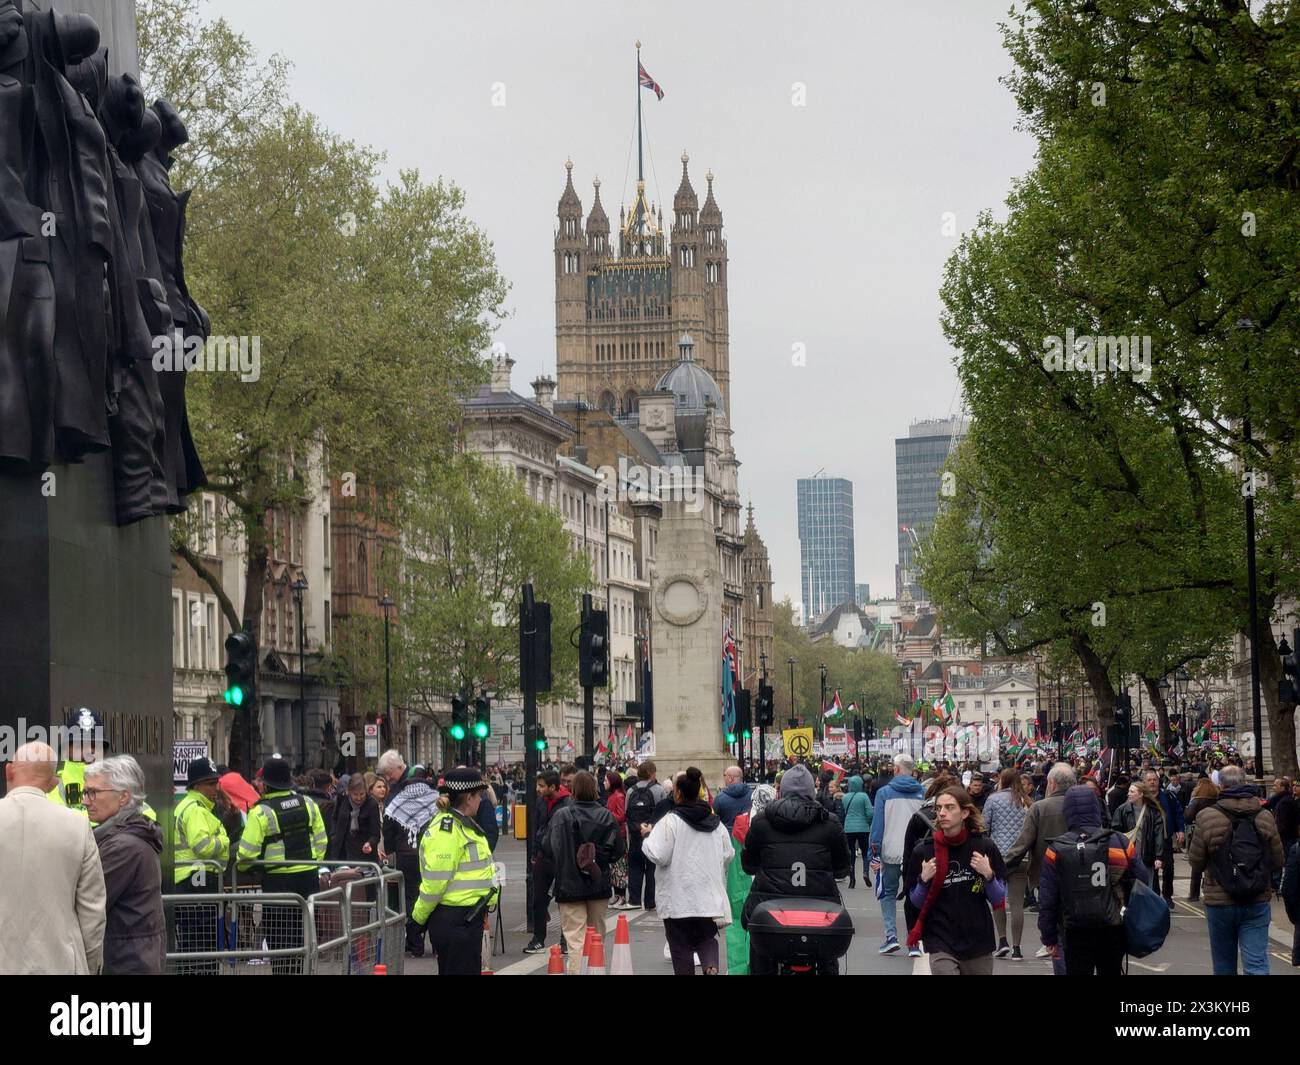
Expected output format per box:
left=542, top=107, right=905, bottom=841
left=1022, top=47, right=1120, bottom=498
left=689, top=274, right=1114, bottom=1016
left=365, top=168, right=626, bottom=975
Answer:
left=624, top=761, right=667, bottom=911
left=1187, top=764, right=1286, bottom=975
left=1037, top=785, right=1148, bottom=975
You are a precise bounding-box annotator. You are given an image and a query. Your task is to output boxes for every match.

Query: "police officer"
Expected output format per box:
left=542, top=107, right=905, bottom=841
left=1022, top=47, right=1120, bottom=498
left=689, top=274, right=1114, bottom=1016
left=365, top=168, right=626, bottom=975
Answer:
left=48, top=708, right=103, bottom=810
left=411, top=768, right=499, bottom=975
left=48, top=707, right=158, bottom=823
left=236, top=755, right=328, bottom=973
left=170, top=756, right=230, bottom=974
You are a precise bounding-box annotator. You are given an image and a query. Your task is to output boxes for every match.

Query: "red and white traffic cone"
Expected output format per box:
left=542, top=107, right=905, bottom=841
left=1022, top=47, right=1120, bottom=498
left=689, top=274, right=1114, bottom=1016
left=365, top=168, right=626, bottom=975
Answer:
left=587, top=932, right=607, bottom=975
left=547, top=944, right=565, bottom=974
left=579, top=924, right=596, bottom=975
left=610, top=914, right=634, bottom=975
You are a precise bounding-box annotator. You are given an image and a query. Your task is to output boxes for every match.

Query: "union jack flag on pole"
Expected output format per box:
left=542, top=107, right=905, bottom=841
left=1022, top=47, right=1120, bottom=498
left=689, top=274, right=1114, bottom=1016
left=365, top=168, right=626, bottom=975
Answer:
left=638, top=60, right=664, bottom=100
left=721, top=619, right=736, bottom=734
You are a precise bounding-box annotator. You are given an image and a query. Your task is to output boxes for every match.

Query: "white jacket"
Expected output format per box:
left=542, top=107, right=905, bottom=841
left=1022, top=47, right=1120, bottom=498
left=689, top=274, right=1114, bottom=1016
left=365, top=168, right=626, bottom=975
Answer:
left=0, top=786, right=106, bottom=974
left=642, top=810, right=734, bottom=923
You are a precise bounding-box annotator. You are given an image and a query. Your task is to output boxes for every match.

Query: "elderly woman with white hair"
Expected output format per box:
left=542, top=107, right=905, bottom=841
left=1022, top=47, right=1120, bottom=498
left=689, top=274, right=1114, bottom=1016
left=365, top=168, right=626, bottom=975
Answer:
left=83, top=755, right=165, bottom=974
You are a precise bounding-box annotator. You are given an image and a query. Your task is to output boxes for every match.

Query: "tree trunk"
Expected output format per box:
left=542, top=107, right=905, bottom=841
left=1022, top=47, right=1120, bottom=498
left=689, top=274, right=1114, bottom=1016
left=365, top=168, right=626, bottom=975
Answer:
left=1070, top=632, right=1116, bottom=727
left=1142, top=676, right=1172, bottom=750
left=176, top=542, right=242, bottom=633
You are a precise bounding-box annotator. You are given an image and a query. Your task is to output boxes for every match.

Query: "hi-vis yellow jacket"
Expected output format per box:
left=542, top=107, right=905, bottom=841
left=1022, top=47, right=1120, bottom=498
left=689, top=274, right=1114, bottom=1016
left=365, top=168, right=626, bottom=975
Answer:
left=411, top=808, right=497, bottom=924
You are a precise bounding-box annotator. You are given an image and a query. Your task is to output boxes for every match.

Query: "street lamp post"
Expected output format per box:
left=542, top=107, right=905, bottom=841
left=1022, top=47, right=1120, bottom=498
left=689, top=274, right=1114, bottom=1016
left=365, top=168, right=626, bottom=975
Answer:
left=787, top=657, right=797, bottom=730
left=819, top=663, right=827, bottom=740
left=1239, top=317, right=1265, bottom=784
left=292, top=576, right=308, bottom=769
left=901, top=659, right=918, bottom=759
left=379, top=593, right=394, bottom=766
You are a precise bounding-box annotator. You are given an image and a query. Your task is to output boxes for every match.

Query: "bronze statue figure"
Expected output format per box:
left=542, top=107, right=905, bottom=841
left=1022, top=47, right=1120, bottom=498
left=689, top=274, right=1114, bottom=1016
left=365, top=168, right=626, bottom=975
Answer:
left=0, top=1, right=205, bottom=522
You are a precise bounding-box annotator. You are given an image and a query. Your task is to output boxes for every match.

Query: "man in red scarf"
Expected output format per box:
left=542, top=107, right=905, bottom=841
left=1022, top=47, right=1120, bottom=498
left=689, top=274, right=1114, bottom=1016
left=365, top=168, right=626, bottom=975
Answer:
left=904, top=786, right=1007, bottom=975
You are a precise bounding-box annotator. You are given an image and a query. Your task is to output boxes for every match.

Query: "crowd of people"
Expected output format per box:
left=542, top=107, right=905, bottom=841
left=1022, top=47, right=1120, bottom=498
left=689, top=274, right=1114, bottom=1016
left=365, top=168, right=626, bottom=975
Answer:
left=4, top=731, right=1298, bottom=978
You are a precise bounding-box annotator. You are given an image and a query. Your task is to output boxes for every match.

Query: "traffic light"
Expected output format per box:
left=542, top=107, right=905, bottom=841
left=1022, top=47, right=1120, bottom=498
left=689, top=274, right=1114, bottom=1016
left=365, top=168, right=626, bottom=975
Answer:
left=579, top=594, right=609, bottom=688
left=725, top=728, right=737, bottom=744
left=756, top=683, right=775, bottom=727
left=852, top=718, right=863, bottom=744
left=520, top=591, right=553, bottom=693
left=865, top=719, right=876, bottom=741
left=1279, top=631, right=1299, bottom=705
left=223, top=630, right=256, bottom=708
left=473, top=695, right=491, bottom=740
left=735, top=690, right=752, bottom=740
left=450, top=696, right=468, bottom=742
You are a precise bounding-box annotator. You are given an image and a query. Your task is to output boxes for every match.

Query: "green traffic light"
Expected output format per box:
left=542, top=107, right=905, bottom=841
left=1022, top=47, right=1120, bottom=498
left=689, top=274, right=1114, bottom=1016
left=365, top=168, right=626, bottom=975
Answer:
left=534, top=738, right=546, bottom=751
left=450, top=723, right=466, bottom=741
left=225, top=686, right=244, bottom=707
left=742, top=729, right=752, bottom=740
left=473, top=722, right=489, bottom=739
left=726, top=731, right=736, bottom=744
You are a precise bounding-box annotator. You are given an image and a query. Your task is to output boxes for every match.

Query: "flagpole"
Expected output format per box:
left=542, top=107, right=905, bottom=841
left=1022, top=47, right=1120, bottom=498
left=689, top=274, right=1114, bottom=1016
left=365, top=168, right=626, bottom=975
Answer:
left=636, top=40, right=644, bottom=184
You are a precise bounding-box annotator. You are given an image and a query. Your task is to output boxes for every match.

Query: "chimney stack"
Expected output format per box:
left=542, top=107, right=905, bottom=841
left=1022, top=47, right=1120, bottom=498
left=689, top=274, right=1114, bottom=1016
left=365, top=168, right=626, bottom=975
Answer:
left=491, top=349, right=515, bottom=391
left=532, top=374, right=556, bottom=413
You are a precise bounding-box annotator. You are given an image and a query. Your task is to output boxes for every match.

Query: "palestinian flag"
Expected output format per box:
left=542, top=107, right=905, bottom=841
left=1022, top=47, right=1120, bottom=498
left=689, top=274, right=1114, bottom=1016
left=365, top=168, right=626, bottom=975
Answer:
left=895, top=712, right=913, bottom=727
left=846, top=702, right=859, bottom=715
left=622, top=724, right=635, bottom=752
left=595, top=738, right=607, bottom=756
left=822, top=758, right=847, bottom=779
left=932, top=683, right=956, bottom=726
left=823, top=690, right=843, bottom=719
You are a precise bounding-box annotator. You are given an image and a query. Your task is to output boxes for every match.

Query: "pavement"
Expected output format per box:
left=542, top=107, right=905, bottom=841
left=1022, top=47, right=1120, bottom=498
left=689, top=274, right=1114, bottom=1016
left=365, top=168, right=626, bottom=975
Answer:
left=406, top=833, right=1297, bottom=975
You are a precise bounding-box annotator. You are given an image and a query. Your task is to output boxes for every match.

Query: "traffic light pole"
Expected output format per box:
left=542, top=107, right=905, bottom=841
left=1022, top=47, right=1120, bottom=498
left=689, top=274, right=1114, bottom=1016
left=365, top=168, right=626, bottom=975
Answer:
left=521, top=586, right=539, bottom=937
left=583, top=683, right=594, bottom=760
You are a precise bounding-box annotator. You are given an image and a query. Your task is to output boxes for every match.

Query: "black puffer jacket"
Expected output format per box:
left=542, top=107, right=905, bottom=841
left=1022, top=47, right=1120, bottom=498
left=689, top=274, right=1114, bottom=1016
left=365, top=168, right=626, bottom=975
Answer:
left=739, top=795, right=851, bottom=925
left=544, top=799, right=626, bottom=902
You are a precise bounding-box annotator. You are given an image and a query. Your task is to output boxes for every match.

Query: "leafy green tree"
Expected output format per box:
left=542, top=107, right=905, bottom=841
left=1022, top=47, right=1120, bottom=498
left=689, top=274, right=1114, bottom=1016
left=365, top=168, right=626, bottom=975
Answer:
left=932, top=1, right=1300, bottom=772
left=380, top=454, right=593, bottom=720
left=141, top=2, right=507, bottom=649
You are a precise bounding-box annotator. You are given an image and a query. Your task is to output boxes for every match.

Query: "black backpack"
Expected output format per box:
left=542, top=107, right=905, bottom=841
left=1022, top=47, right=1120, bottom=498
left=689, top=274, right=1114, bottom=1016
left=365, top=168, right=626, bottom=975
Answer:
left=1209, top=804, right=1270, bottom=904
left=626, top=785, right=656, bottom=826
left=1052, top=829, right=1121, bottom=930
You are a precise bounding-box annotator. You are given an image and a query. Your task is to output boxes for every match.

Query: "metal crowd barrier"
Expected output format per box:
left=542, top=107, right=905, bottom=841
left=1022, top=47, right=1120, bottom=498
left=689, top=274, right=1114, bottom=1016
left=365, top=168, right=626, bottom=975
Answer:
left=164, top=860, right=407, bottom=975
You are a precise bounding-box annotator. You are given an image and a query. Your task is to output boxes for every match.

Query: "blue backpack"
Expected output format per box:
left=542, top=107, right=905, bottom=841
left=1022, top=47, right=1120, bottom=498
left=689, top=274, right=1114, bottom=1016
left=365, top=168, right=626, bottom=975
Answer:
left=1123, top=878, right=1170, bottom=958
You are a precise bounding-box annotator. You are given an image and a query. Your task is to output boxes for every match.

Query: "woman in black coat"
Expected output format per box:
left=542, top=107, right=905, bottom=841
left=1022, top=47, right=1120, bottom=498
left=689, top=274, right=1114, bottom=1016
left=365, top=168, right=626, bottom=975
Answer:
left=329, top=774, right=382, bottom=864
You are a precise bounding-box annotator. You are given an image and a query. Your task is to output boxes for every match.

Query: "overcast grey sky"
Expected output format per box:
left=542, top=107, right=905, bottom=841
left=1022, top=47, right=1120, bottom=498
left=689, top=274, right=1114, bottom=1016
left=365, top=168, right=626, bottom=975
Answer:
left=208, top=0, right=1035, bottom=611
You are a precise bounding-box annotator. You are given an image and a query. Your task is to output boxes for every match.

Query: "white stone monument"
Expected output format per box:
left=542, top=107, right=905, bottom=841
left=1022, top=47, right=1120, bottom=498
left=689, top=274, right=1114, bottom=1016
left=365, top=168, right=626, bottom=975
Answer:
left=649, top=503, right=728, bottom=785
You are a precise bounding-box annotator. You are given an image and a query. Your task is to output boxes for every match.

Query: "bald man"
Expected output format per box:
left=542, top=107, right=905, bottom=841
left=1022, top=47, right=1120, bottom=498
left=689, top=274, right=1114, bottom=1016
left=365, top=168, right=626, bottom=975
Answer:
left=714, top=765, right=752, bottom=832
left=0, top=742, right=106, bottom=974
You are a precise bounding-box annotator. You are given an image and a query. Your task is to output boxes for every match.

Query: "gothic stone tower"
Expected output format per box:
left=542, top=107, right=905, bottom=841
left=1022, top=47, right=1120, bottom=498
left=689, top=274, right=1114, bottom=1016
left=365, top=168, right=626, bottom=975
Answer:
left=741, top=503, right=775, bottom=692
left=554, top=153, right=730, bottom=417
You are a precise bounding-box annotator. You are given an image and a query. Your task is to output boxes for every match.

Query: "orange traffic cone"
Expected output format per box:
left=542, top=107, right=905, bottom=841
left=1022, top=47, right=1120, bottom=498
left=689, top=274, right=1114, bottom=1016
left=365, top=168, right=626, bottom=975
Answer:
left=547, top=944, right=565, bottom=974
left=610, top=914, right=634, bottom=975
left=579, top=925, right=596, bottom=975
left=587, top=932, right=607, bottom=975
left=373, top=964, right=387, bottom=975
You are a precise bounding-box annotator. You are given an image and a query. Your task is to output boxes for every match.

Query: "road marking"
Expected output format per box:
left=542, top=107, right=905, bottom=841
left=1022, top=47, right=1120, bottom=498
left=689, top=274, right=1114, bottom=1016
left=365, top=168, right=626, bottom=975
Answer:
left=1272, top=952, right=1291, bottom=964
left=1129, top=959, right=1170, bottom=972
left=494, top=908, right=647, bottom=975
left=911, top=951, right=930, bottom=975
left=1173, top=898, right=1205, bottom=919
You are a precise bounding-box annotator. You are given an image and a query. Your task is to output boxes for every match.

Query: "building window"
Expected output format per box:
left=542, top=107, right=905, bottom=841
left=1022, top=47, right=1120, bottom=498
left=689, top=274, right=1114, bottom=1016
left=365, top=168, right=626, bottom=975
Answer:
left=187, top=593, right=202, bottom=669
left=172, top=592, right=185, bottom=667
left=992, top=700, right=1001, bottom=709
left=205, top=599, right=218, bottom=669
left=323, top=600, right=331, bottom=648
left=323, top=515, right=330, bottom=567
left=1009, top=698, right=1018, bottom=708
left=358, top=542, right=369, bottom=596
